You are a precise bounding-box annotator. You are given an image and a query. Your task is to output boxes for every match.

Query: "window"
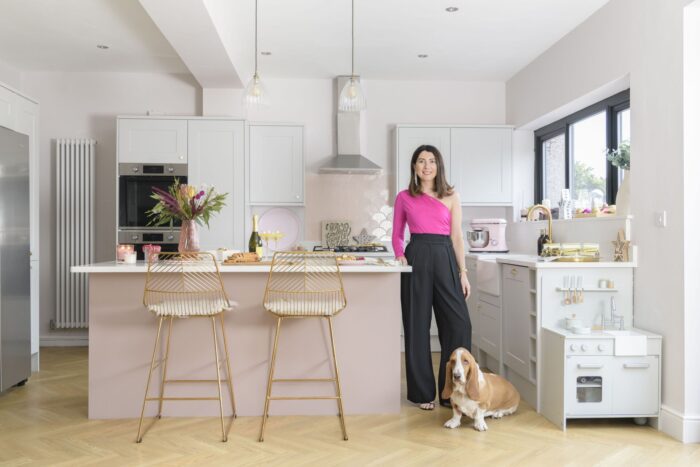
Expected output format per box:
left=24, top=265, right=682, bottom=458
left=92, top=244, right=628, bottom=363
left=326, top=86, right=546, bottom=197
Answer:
left=534, top=89, right=630, bottom=207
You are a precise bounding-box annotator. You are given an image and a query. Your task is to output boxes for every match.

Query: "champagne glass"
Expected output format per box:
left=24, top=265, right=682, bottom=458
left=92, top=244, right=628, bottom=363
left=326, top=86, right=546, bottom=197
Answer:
left=272, top=230, right=284, bottom=252
left=260, top=231, right=273, bottom=258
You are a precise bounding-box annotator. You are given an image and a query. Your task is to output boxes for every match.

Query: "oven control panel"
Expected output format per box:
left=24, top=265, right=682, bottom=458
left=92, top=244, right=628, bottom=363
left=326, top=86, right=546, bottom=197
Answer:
left=565, top=338, right=613, bottom=356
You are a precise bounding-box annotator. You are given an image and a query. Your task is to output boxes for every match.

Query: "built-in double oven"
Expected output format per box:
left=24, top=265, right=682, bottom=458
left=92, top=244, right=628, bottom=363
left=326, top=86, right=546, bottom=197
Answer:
left=118, top=163, right=187, bottom=260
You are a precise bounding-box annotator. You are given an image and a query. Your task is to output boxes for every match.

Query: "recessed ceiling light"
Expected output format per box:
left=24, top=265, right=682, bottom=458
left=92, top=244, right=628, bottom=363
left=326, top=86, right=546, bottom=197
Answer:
left=418, top=54, right=428, bottom=58
left=261, top=51, right=271, bottom=55
left=445, top=6, right=458, bottom=12
left=96, top=44, right=109, bottom=49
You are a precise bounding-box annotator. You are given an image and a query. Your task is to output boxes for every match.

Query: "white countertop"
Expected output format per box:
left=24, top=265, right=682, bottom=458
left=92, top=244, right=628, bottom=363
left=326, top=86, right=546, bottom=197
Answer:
left=543, top=326, right=662, bottom=339
left=466, top=252, right=637, bottom=269
left=72, top=261, right=411, bottom=274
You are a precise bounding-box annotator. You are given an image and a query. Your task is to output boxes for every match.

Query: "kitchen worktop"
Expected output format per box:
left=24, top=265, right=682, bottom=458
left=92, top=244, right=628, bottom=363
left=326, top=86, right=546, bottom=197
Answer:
left=72, top=260, right=411, bottom=273
left=543, top=326, right=661, bottom=339
left=465, top=252, right=637, bottom=268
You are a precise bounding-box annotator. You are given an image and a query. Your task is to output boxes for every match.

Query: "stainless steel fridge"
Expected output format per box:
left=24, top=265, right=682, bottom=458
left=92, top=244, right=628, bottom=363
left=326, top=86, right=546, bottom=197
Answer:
left=0, top=125, right=30, bottom=393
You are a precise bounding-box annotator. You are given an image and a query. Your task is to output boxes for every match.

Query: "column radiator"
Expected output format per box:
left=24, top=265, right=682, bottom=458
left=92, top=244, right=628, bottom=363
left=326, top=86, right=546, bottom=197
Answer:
left=54, top=138, right=95, bottom=329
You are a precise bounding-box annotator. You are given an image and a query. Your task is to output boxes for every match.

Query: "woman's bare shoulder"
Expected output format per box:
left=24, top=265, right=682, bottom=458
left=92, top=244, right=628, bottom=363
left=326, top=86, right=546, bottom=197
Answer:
left=443, top=191, right=461, bottom=207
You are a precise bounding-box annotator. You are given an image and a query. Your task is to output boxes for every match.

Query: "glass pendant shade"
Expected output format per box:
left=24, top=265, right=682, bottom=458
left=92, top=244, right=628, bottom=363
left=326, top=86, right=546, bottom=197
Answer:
left=338, top=76, right=366, bottom=112
left=243, top=73, right=270, bottom=107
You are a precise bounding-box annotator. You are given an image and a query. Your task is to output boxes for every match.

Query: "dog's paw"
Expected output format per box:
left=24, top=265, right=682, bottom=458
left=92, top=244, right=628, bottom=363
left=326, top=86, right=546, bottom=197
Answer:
left=473, top=420, right=488, bottom=431
left=491, top=411, right=504, bottom=419
left=443, top=418, right=461, bottom=429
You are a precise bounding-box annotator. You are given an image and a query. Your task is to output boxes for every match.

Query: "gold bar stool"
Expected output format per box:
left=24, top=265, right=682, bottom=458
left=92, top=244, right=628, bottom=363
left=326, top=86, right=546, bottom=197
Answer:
left=259, top=251, right=348, bottom=442
left=136, top=252, right=236, bottom=443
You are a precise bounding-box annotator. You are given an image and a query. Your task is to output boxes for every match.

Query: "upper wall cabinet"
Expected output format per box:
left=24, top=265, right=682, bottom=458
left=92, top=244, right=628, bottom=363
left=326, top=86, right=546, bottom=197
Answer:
left=0, top=85, right=18, bottom=130
left=451, top=127, right=512, bottom=205
left=188, top=120, right=245, bottom=251
left=249, top=124, right=304, bottom=205
left=118, top=118, right=188, bottom=164
left=395, top=125, right=512, bottom=206
left=396, top=127, right=451, bottom=194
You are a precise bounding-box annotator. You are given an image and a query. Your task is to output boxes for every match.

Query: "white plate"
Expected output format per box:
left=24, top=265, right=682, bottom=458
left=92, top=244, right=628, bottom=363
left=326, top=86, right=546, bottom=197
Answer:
left=259, top=207, right=300, bottom=252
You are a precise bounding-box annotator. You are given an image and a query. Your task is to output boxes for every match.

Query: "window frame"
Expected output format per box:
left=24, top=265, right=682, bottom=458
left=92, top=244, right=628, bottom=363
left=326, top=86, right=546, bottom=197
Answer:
left=534, top=89, right=630, bottom=206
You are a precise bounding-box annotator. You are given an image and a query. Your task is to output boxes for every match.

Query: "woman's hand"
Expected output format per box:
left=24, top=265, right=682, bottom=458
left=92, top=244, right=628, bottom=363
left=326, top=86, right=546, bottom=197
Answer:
left=397, top=256, right=408, bottom=266
left=461, top=272, right=471, bottom=299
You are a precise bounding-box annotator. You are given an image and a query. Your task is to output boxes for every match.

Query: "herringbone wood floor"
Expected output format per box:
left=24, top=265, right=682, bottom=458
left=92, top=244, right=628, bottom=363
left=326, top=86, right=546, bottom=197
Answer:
left=0, top=348, right=697, bottom=466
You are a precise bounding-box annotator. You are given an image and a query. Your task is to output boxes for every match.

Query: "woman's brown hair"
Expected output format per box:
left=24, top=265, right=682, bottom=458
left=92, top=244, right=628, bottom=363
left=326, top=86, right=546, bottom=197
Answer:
left=408, top=145, right=454, bottom=198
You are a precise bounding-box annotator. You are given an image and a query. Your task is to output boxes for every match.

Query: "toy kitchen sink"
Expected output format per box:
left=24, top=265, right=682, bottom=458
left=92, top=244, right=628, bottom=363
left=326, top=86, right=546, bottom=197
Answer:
left=540, top=326, right=662, bottom=430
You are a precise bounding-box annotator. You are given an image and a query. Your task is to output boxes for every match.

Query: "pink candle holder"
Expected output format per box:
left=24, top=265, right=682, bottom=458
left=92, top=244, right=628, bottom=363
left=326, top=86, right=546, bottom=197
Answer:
left=142, top=244, right=161, bottom=263
left=117, top=244, right=134, bottom=262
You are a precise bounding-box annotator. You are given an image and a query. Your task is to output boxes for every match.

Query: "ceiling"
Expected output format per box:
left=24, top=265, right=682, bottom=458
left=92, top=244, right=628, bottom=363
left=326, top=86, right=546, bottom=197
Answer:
left=0, top=0, right=609, bottom=82
left=0, top=0, right=188, bottom=73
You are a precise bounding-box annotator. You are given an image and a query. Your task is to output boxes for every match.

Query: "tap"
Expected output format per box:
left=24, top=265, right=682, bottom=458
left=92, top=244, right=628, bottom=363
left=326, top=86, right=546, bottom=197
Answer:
left=607, top=296, right=624, bottom=330
left=527, top=204, right=553, bottom=244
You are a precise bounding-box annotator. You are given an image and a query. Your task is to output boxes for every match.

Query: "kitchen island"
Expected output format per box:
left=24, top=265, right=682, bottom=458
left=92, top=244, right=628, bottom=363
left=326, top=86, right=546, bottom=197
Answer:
left=72, top=261, right=410, bottom=419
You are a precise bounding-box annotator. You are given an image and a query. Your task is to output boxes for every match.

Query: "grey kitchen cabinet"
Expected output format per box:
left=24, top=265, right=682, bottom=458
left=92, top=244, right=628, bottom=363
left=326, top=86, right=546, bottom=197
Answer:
left=188, top=120, right=245, bottom=251
left=117, top=118, right=188, bottom=164
left=248, top=124, right=304, bottom=205
left=502, top=264, right=532, bottom=381
left=395, top=125, right=512, bottom=205
left=466, top=257, right=479, bottom=355
left=450, top=127, right=512, bottom=205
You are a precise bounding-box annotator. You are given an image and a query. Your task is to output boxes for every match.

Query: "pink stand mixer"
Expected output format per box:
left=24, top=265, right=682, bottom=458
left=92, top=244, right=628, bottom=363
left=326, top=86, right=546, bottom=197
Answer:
left=466, top=218, right=509, bottom=252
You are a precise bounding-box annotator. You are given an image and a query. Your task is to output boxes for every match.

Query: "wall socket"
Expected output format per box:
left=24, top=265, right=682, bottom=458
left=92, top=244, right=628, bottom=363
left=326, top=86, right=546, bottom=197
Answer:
left=655, top=211, right=667, bottom=228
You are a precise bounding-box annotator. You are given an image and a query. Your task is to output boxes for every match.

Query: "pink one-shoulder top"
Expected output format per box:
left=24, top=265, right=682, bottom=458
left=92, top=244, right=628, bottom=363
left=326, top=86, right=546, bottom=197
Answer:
left=392, top=190, right=452, bottom=257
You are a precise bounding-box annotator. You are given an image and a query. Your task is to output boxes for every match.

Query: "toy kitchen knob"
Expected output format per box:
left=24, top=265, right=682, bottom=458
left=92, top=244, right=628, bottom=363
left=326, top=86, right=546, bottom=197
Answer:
left=580, top=344, right=589, bottom=352
left=598, top=344, right=607, bottom=352
left=569, top=344, right=578, bottom=351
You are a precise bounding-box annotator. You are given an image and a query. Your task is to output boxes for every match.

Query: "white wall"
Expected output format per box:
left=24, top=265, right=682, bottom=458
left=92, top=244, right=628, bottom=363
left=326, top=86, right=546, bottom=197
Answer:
left=21, top=72, right=201, bottom=345
left=683, top=0, right=700, bottom=424
left=507, top=0, right=696, bottom=441
left=203, top=78, right=508, bottom=240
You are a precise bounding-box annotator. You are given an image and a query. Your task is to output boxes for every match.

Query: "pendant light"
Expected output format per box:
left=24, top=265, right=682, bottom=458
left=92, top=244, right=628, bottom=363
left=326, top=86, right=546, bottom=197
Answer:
left=243, top=0, right=270, bottom=107
left=338, top=0, right=366, bottom=112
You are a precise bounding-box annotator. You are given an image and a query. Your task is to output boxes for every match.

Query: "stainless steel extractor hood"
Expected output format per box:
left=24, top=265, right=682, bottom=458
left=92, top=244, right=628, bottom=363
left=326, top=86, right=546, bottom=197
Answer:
left=319, top=77, right=382, bottom=174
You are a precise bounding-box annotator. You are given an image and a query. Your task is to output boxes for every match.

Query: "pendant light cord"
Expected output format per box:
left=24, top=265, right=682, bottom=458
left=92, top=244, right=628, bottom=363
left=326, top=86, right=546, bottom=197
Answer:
left=254, top=0, right=259, bottom=75
left=351, top=0, right=355, bottom=78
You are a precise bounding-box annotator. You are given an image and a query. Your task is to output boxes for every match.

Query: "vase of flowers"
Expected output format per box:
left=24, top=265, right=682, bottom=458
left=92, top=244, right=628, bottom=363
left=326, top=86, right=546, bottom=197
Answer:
left=147, top=180, right=227, bottom=253
left=606, top=141, right=631, bottom=217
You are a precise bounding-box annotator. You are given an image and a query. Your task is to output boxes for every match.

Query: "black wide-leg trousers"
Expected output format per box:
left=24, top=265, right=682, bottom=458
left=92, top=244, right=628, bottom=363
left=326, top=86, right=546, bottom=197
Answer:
left=401, top=234, right=472, bottom=404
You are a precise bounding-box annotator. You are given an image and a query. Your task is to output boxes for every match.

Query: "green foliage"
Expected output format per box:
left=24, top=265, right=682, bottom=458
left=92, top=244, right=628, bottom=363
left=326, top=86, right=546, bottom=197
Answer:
left=147, top=179, right=228, bottom=228
left=606, top=141, right=630, bottom=170
left=573, top=161, right=605, bottom=194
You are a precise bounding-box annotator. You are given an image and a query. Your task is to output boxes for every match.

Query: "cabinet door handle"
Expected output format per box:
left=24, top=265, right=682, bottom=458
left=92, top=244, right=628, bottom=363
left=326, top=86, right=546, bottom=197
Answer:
left=577, top=363, right=603, bottom=369
left=511, top=268, right=518, bottom=276
left=623, top=363, right=650, bottom=369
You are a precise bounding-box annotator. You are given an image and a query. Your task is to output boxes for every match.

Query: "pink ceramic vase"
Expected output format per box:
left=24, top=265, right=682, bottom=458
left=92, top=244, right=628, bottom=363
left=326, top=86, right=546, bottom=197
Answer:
left=178, top=220, right=200, bottom=253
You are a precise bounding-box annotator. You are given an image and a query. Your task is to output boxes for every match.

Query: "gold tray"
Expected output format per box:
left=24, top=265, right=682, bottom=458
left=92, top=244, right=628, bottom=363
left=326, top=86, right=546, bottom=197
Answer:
left=551, top=256, right=599, bottom=262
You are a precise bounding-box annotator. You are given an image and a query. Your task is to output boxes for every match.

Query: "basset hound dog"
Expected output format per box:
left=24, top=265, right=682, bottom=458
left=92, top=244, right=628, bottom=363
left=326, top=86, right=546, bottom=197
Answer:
left=442, top=347, right=520, bottom=431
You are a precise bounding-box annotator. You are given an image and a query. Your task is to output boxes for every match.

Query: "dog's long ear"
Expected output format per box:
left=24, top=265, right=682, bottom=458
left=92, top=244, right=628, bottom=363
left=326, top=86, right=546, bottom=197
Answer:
left=441, top=359, right=454, bottom=400
left=466, top=354, right=481, bottom=401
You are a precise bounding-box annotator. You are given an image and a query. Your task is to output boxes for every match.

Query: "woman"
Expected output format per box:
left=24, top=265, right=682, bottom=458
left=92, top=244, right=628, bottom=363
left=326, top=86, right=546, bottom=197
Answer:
left=393, top=145, right=472, bottom=410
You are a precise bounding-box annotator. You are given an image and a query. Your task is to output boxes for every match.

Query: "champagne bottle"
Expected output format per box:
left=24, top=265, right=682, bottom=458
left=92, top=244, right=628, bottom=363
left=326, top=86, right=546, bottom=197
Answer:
left=249, top=214, right=263, bottom=257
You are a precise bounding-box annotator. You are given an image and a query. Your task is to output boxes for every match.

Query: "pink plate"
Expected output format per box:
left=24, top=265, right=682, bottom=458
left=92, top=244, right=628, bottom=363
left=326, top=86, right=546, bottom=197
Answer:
left=258, top=207, right=300, bottom=252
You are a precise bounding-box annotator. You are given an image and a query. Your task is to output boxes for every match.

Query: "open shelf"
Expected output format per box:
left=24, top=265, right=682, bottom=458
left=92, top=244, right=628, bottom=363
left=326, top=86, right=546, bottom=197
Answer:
left=555, top=287, right=618, bottom=292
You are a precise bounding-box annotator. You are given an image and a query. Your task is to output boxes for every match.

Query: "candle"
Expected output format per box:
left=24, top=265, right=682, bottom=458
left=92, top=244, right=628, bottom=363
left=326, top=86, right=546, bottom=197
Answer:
left=117, top=244, right=134, bottom=262
left=124, top=252, right=137, bottom=264
left=142, top=244, right=161, bottom=263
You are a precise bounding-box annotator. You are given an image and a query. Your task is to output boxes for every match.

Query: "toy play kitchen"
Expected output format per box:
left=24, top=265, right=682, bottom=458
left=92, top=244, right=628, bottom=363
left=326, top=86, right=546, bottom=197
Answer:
left=536, top=266, right=661, bottom=430
left=466, top=218, right=508, bottom=252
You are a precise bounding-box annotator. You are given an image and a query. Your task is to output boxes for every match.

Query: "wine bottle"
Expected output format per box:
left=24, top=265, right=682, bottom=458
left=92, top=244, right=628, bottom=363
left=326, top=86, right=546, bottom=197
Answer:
left=248, top=214, right=263, bottom=257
